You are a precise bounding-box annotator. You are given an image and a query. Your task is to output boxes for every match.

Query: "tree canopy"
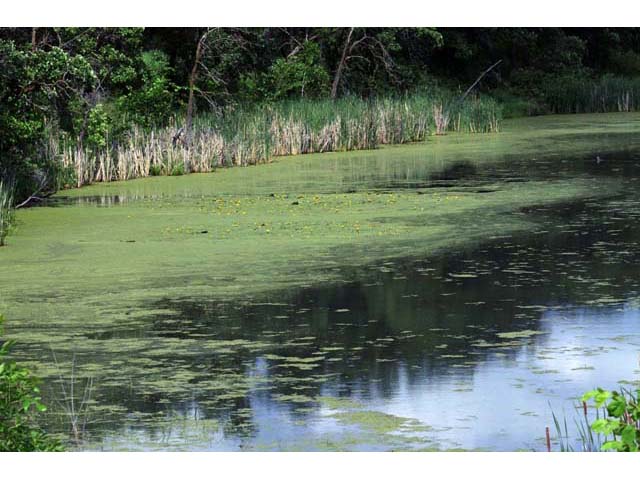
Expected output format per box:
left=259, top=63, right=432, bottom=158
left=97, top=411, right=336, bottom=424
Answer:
left=2, top=27, right=640, bottom=201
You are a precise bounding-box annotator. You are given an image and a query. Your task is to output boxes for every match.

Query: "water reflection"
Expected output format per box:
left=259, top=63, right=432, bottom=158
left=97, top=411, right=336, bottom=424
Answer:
left=11, top=144, right=640, bottom=451
left=80, top=302, right=640, bottom=451
left=55, top=185, right=640, bottom=451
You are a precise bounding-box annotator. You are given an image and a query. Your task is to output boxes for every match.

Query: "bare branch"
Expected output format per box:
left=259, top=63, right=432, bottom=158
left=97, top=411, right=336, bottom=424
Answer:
left=331, top=28, right=355, bottom=99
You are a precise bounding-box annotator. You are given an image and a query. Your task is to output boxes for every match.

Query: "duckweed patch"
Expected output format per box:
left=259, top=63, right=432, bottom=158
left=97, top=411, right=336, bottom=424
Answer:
left=3, top=113, right=640, bottom=451
left=496, top=330, right=545, bottom=339
left=329, top=410, right=427, bottom=436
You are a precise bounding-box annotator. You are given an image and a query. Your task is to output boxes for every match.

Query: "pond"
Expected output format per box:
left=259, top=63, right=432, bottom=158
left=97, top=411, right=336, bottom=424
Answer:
left=1, top=113, right=640, bottom=451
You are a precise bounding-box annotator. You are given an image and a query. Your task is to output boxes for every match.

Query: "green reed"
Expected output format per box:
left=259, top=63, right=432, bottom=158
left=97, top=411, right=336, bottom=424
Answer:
left=544, top=75, right=640, bottom=114
left=53, top=91, right=501, bottom=188
left=549, top=400, right=607, bottom=452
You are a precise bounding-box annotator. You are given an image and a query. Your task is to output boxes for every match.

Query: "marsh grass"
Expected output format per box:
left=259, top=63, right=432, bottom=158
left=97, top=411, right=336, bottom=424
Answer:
left=53, top=93, right=501, bottom=188
left=0, top=179, right=14, bottom=246
left=50, top=350, right=94, bottom=447
left=545, top=75, right=640, bottom=114
left=550, top=401, right=607, bottom=452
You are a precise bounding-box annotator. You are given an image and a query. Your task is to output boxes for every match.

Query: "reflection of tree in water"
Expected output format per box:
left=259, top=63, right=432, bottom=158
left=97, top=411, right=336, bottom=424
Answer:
left=38, top=165, right=640, bottom=447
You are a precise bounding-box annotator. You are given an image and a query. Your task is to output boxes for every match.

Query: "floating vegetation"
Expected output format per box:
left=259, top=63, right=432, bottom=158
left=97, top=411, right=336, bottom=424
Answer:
left=4, top=113, right=640, bottom=451
left=530, top=369, right=560, bottom=375
left=273, top=394, right=315, bottom=404
left=471, top=339, right=523, bottom=349
left=329, top=410, right=427, bottom=436
left=496, top=330, right=545, bottom=339
left=316, top=396, right=364, bottom=410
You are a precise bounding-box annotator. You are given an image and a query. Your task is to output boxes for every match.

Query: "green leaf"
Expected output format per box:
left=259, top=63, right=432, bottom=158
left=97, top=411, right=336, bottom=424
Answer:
left=581, top=389, right=598, bottom=402
left=607, top=395, right=627, bottom=417
left=591, top=418, right=619, bottom=436
left=621, top=425, right=638, bottom=449
left=602, top=440, right=625, bottom=452
left=594, top=389, right=612, bottom=407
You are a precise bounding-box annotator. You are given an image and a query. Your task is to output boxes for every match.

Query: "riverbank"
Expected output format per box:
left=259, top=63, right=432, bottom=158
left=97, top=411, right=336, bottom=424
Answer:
left=49, top=73, right=640, bottom=192
left=53, top=93, right=501, bottom=189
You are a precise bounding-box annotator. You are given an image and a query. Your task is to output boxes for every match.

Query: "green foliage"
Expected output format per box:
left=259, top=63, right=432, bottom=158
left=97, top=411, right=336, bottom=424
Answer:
left=0, top=314, right=63, bottom=451
left=262, top=42, right=329, bottom=100
left=0, top=180, right=14, bottom=247
left=115, top=50, right=177, bottom=128
left=148, top=164, right=163, bottom=177
left=0, top=39, right=95, bottom=201
left=542, top=75, right=640, bottom=114
left=195, top=28, right=264, bottom=106
left=170, top=164, right=185, bottom=176
left=86, top=104, right=109, bottom=150
left=582, top=388, right=640, bottom=452
left=56, top=28, right=144, bottom=96
left=490, top=89, right=545, bottom=118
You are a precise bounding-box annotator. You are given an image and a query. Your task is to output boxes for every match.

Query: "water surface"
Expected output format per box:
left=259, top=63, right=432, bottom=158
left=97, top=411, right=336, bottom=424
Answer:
left=1, top=113, right=640, bottom=451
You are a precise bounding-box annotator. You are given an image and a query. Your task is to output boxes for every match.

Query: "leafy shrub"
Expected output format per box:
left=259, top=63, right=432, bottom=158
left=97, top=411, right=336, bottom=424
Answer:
left=0, top=40, right=95, bottom=202
left=54, top=164, right=78, bottom=191
left=239, top=41, right=329, bottom=102
left=170, top=164, right=185, bottom=176
left=0, top=314, right=63, bottom=451
left=148, top=164, right=163, bottom=176
left=115, top=50, right=177, bottom=128
left=0, top=180, right=13, bottom=247
left=266, top=42, right=329, bottom=100
left=86, top=104, right=110, bottom=150
left=582, top=387, right=640, bottom=452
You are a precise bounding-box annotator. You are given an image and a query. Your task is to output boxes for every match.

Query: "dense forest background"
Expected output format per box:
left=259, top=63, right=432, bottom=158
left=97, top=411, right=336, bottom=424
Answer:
left=2, top=27, right=640, bottom=205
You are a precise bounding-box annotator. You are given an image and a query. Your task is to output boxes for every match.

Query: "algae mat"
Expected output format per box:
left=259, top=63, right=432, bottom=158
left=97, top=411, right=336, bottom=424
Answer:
left=2, top=113, right=640, bottom=450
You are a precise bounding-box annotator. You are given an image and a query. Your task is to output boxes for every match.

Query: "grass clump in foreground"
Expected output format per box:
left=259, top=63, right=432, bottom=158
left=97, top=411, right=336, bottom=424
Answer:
left=0, top=314, right=63, bottom=451
left=549, top=387, right=640, bottom=452
left=581, top=387, right=640, bottom=452
left=53, top=92, right=501, bottom=188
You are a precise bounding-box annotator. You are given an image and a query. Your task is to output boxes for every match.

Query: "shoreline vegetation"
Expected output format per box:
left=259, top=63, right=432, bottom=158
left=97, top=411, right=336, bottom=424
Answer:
left=0, top=180, right=13, bottom=246
left=549, top=387, right=640, bottom=452
left=33, top=74, right=640, bottom=193
left=54, top=93, right=501, bottom=189
left=2, top=114, right=640, bottom=451
left=4, top=27, right=640, bottom=215
left=16, top=72, right=640, bottom=198
left=543, top=75, right=640, bottom=115
left=0, top=314, right=63, bottom=451
left=2, top=80, right=640, bottom=246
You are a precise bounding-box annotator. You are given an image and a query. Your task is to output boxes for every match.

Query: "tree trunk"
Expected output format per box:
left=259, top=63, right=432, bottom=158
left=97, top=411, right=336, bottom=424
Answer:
left=331, top=27, right=354, bottom=100
left=185, top=29, right=209, bottom=143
